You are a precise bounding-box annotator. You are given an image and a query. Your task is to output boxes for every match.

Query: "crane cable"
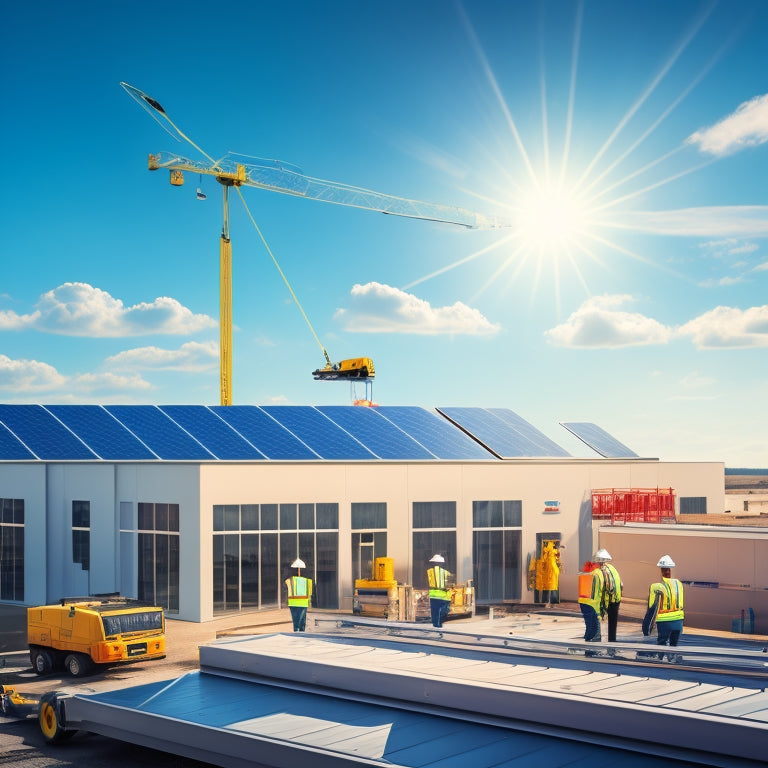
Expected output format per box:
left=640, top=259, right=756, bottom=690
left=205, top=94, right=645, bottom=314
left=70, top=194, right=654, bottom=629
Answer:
left=234, top=186, right=332, bottom=367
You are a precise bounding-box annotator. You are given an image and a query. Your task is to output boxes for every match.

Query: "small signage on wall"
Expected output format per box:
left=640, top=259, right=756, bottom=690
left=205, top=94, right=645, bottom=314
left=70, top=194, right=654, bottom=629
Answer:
left=544, top=500, right=560, bottom=513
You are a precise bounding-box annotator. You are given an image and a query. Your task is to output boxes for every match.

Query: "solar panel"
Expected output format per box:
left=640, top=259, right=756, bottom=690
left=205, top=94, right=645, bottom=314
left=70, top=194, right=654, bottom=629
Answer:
left=210, top=406, right=319, bottom=460
left=260, top=406, right=377, bottom=460
left=0, top=421, right=36, bottom=460
left=45, top=405, right=157, bottom=460
left=559, top=422, right=639, bottom=458
left=104, top=405, right=215, bottom=460
left=316, top=406, right=436, bottom=459
left=159, top=406, right=265, bottom=460
left=376, top=407, right=493, bottom=460
left=487, top=408, right=571, bottom=457
left=0, top=404, right=97, bottom=460
left=437, top=407, right=556, bottom=458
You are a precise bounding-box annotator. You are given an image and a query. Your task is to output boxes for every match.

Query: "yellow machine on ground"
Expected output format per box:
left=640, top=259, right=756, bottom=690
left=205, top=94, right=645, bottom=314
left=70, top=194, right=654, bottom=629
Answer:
left=28, top=595, right=166, bottom=677
left=353, top=557, right=474, bottom=622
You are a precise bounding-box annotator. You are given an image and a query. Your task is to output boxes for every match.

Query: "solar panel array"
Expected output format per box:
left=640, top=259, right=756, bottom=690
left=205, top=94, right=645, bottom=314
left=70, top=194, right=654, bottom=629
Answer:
left=437, top=407, right=571, bottom=458
left=559, top=422, right=639, bottom=458
left=0, top=404, right=499, bottom=462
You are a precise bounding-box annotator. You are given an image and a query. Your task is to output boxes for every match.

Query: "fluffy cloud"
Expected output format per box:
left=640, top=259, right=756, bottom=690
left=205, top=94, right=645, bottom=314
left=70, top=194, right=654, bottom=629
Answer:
left=0, top=283, right=216, bottom=336
left=620, top=206, right=768, bottom=238
left=545, top=295, right=672, bottom=348
left=334, top=282, right=500, bottom=335
left=686, top=93, right=768, bottom=156
left=677, top=305, right=768, bottom=348
left=106, top=341, right=219, bottom=371
left=546, top=297, right=768, bottom=350
left=0, top=354, right=151, bottom=395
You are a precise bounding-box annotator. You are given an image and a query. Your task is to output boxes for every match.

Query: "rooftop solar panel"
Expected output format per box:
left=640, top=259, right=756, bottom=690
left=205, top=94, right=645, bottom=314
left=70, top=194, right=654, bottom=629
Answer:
left=45, top=405, right=157, bottom=460
left=316, top=406, right=436, bottom=459
left=261, top=406, right=377, bottom=460
left=437, top=407, right=557, bottom=458
left=559, top=422, right=639, bottom=458
left=159, top=406, right=266, bottom=460
left=0, top=404, right=97, bottom=460
left=104, top=405, right=215, bottom=460
left=0, top=421, right=36, bottom=460
left=487, top=408, right=571, bottom=457
left=376, top=406, right=493, bottom=460
left=210, top=406, right=319, bottom=460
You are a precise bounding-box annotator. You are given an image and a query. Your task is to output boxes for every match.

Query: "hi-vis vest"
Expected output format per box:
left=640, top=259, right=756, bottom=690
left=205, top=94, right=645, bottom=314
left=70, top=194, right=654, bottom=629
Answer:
left=427, top=565, right=450, bottom=600
left=577, top=567, right=604, bottom=612
left=601, top=563, right=622, bottom=604
left=649, top=577, right=684, bottom=622
left=285, top=575, right=312, bottom=607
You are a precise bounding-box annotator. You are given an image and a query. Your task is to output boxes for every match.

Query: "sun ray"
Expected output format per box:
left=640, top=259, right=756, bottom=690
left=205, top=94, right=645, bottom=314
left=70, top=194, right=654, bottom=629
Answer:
left=558, top=0, right=583, bottom=189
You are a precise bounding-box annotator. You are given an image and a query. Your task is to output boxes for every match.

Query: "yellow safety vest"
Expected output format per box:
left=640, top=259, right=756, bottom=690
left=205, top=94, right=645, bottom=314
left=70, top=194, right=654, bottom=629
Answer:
left=577, top=567, right=604, bottom=612
left=427, top=565, right=450, bottom=600
left=601, top=563, right=622, bottom=604
left=285, top=575, right=312, bottom=607
left=649, top=577, right=684, bottom=622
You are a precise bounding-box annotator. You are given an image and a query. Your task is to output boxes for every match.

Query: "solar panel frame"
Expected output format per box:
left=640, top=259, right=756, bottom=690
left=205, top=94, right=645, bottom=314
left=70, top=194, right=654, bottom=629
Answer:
left=158, top=406, right=266, bottom=460
left=316, top=406, right=436, bottom=460
left=210, top=406, right=320, bottom=460
left=437, top=407, right=552, bottom=458
left=104, top=405, right=215, bottom=460
left=45, top=405, right=157, bottom=460
left=0, top=404, right=97, bottom=460
left=559, top=422, right=639, bottom=458
left=376, top=406, right=493, bottom=460
left=260, top=406, right=377, bottom=460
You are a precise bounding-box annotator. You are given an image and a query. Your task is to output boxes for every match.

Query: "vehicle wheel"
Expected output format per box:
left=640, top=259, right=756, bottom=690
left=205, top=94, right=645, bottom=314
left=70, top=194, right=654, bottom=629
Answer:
left=39, top=692, right=74, bottom=742
left=64, top=652, right=93, bottom=678
left=31, top=648, right=54, bottom=675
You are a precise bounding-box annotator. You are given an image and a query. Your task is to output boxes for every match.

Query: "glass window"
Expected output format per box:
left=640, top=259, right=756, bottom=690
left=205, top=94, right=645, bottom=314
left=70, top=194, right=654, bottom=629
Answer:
left=137, top=502, right=181, bottom=614
left=351, top=502, right=386, bottom=529
left=72, top=530, right=90, bottom=571
left=412, top=531, right=456, bottom=589
left=155, top=503, right=169, bottom=532
left=224, top=504, right=239, bottom=531
left=413, top=501, right=456, bottom=529
left=213, top=505, right=225, bottom=532
left=261, top=504, right=278, bottom=530
left=169, top=504, right=180, bottom=532
left=242, top=504, right=259, bottom=531
left=316, top=503, right=339, bottom=529
left=504, top=500, right=522, bottom=527
left=138, top=503, right=154, bottom=531
left=471, top=501, right=523, bottom=605
left=680, top=497, right=706, bottom=515
left=299, top=503, right=315, bottom=530
left=72, top=500, right=90, bottom=528
left=279, top=504, right=297, bottom=531
left=0, top=499, right=25, bottom=601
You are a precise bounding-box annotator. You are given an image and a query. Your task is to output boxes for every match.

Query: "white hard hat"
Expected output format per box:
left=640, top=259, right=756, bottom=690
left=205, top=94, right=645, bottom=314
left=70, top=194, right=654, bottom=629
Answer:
left=657, top=555, right=675, bottom=568
left=291, top=558, right=306, bottom=569
left=429, top=554, right=445, bottom=563
left=593, top=548, right=612, bottom=562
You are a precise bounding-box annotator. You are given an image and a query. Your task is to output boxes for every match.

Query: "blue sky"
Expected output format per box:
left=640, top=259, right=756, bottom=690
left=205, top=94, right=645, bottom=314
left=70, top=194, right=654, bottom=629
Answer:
left=1, top=0, right=766, bottom=467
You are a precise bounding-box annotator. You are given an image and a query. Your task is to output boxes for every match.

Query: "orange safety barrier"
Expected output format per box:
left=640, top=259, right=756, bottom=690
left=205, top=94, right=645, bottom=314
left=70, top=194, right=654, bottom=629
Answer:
left=591, top=487, right=676, bottom=524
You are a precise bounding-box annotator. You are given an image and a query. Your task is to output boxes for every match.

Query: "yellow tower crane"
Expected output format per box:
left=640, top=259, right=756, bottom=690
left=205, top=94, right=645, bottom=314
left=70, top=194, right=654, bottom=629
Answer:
left=121, top=82, right=502, bottom=406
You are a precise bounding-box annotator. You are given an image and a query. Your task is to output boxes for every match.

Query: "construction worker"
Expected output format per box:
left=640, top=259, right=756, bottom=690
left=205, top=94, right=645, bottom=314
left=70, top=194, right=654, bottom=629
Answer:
left=427, top=554, right=452, bottom=628
left=594, top=549, right=623, bottom=643
left=285, top=558, right=313, bottom=632
left=577, top=556, right=604, bottom=651
left=643, top=555, right=684, bottom=655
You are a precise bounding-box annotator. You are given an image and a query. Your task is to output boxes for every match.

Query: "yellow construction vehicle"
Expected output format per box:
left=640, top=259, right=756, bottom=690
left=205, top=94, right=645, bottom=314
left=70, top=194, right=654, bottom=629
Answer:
left=313, top=357, right=375, bottom=381
left=28, top=595, right=166, bottom=677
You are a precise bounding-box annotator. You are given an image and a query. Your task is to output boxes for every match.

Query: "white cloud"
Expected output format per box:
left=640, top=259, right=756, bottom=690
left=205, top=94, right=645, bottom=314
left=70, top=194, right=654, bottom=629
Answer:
left=544, top=295, right=672, bottom=348
left=697, top=275, right=744, bottom=288
left=0, top=283, right=216, bottom=336
left=686, top=93, right=768, bottom=156
left=0, top=354, right=151, bottom=394
left=754, top=261, right=768, bottom=272
left=106, top=341, right=219, bottom=371
left=677, top=305, right=768, bottom=348
left=334, top=282, right=500, bottom=335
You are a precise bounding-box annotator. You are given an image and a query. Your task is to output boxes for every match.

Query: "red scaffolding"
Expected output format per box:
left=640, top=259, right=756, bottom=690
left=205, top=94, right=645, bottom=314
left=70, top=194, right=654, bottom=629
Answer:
left=591, top=487, right=676, bottom=524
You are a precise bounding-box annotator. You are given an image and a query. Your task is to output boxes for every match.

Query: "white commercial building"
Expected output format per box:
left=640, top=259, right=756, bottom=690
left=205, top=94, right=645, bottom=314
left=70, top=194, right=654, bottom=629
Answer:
left=0, top=404, right=723, bottom=622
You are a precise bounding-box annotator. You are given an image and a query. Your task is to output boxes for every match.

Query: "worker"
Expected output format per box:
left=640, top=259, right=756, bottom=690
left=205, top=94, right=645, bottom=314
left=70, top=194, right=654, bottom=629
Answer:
left=643, top=555, right=684, bottom=656
left=285, top=558, right=313, bottom=632
left=577, top=556, right=605, bottom=652
left=427, top=554, right=452, bottom=628
left=594, top=548, right=623, bottom=643
left=535, top=540, right=561, bottom=606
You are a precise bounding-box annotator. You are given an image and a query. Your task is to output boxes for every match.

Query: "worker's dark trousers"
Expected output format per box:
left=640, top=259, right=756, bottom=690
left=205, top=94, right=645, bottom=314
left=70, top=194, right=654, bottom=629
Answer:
left=430, top=598, right=450, bottom=628
left=289, top=605, right=307, bottom=632
left=606, top=601, right=620, bottom=643
left=579, top=604, right=601, bottom=642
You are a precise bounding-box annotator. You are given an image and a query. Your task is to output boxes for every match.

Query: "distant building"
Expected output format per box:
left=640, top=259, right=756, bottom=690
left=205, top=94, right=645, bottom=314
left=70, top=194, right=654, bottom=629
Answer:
left=0, top=404, right=724, bottom=622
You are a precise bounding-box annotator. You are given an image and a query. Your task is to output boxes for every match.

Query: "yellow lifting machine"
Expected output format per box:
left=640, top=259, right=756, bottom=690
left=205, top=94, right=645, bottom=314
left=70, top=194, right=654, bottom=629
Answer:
left=122, top=82, right=500, bottom=405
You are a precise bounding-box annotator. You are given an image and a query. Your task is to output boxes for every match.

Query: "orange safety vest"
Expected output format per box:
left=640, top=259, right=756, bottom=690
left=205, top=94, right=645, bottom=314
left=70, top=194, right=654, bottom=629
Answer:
left=577, top=567, right=604, bottom=612
left=649, top=577, right=684, bottom=622
left=285, top=575, right=312, bottom=607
